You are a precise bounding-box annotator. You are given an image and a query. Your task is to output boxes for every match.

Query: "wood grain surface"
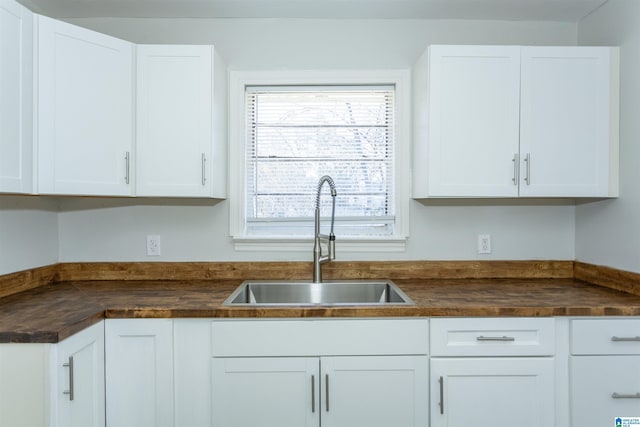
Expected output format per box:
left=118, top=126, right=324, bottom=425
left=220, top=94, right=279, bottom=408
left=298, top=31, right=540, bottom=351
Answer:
left=1, top=260, right=639, bottom=343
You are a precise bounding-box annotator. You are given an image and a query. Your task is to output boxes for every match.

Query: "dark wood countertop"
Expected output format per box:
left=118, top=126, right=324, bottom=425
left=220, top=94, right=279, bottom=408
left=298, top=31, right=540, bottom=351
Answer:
left=3, top=277, right=640, bottom=343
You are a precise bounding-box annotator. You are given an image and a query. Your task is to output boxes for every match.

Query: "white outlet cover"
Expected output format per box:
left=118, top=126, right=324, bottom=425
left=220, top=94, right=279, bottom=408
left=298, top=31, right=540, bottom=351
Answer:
left=477, top=234, right=491, bottom=254
left=147, top=235, right=161, bottom=256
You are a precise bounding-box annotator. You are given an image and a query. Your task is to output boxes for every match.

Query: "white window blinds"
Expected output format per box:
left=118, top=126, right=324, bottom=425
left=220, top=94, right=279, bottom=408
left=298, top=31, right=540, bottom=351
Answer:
left=245, top=85, right=395, bottom=237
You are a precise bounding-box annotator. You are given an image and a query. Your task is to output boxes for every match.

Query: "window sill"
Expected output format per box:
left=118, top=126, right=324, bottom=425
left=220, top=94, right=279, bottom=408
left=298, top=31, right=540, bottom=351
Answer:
left=233, top=236, right=407, bottom=252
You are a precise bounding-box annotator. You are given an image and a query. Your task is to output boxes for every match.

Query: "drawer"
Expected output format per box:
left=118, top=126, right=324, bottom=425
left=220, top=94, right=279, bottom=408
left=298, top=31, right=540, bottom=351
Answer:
left=572, top=319, right=640, bottom=355
left=430, top=318, right=555, bottom=356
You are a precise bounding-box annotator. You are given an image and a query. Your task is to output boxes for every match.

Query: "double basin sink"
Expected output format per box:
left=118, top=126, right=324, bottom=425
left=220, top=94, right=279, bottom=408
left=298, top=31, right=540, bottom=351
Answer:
left=224, top=280, right=414, bottom=306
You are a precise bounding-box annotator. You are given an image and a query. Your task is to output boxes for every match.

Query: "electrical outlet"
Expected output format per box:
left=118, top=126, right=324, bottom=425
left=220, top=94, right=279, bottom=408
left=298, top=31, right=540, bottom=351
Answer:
left=146, top=235, right=161, bottom=256
left=477, top=234, right=491, bottom=254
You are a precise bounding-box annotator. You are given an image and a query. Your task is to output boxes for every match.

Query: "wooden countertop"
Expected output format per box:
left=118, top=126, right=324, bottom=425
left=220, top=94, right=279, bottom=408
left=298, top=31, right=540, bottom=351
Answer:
left=3, top=277, right=640, bottom=343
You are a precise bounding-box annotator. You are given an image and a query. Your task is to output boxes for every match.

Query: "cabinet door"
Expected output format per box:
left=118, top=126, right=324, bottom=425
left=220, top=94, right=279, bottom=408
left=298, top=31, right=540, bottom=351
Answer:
left=431, top=357, right=555, bottom=427
left=36, top=15, right=133, bottom=196
left=212, top=357, right=319, bottom=427
left=520, top=46, right=618, bottom=197
left=321, top=356, right=428, bottom=427
left=426, top=45, right=521, bottom=197
left=56, top=321, right=105, bottom=427
left=0, top=0, right=32, bottom=194
left=571, top=356, right=640, bottom=427
left=136, top=45, right=216, bottom=197
left=105, top=319, right=173, bottom=427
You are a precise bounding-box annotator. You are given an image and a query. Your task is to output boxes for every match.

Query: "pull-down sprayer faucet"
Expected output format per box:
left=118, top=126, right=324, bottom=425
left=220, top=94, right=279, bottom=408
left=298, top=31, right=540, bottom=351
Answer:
left=313, top=175, right=337, bottom=283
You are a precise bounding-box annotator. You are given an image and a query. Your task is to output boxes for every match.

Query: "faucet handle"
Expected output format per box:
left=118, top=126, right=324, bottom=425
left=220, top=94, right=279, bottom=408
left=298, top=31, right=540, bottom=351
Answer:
left=328, top=233, right=336, bottom=261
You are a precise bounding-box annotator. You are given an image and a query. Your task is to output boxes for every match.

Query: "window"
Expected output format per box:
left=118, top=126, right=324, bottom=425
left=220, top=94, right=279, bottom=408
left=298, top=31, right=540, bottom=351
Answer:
left=246, top=86, right=394, bottom=236
left=229, top=70, right=410, bottom=251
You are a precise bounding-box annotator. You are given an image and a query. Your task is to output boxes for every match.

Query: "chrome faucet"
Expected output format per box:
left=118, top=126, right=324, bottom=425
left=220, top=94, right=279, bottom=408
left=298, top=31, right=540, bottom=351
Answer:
left=313, top=175, right=337, bottom=283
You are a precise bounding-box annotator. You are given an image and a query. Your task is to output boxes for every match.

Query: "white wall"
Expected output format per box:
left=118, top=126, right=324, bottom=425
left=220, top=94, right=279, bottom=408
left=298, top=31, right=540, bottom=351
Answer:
left=0, top=196, right=58, bottom=275
left=576, top=0, right=640, bottom=273
left=51, top=18, right=578, bottom=264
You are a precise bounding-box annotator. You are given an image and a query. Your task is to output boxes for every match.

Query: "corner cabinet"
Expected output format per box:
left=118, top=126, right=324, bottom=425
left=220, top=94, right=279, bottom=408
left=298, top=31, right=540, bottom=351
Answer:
left=412, top=44, right=619, bottom=198
left=136, top=45, right=227, bottom=198
left=0, top=0, right=33, bottom=194
left=54, top=321, right=105, bottom=427
left=35, top=15, right=134, bottom=196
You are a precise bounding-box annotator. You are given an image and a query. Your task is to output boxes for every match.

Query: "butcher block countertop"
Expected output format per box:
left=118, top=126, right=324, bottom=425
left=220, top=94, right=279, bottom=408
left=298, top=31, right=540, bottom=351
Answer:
left=2, top=260, right=640, bottom=343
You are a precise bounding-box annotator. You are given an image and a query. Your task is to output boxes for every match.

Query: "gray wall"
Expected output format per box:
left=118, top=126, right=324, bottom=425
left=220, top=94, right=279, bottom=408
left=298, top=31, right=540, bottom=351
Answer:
left=576, top=0, right=640, bottom=272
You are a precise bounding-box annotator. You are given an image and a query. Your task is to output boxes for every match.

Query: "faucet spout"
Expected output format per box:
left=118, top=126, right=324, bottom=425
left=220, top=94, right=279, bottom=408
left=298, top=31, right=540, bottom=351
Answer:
left=313, top=175, right=337, bottom=283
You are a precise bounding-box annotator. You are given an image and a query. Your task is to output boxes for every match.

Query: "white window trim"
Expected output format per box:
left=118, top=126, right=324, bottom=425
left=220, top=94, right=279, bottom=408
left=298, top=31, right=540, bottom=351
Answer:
left=229, top=69, right=411, bottom=252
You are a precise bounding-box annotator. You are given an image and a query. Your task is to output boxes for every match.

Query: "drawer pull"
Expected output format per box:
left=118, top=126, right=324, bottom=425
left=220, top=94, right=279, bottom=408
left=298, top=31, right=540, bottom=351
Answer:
left=477, top=336, right=515, bottom=342
left=611, top=336, right=640, bottom=342
left=612, top=392, right=640, bottom=399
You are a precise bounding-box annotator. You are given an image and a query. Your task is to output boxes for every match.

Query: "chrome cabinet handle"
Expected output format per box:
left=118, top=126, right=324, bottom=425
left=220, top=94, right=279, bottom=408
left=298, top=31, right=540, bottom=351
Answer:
left=63, top=356, right=74, bottom=401
left=512, top=153, right=519, bottom=185
left=612, top=392, right=640, bottom=399
left=125, top=152, right=130, bottom=184
left=311, top=375, right=315, bottom=413
left=612, top=336, right=640, bottom=342
left=524, top=153, right=531, bottom=185
left=325, top=374, right=329, bottom=412
left=477, top=336, right=515, bottom=342
left=438, top=376, right=444, bottom=415
left=201, top=153, right=207, bottom=186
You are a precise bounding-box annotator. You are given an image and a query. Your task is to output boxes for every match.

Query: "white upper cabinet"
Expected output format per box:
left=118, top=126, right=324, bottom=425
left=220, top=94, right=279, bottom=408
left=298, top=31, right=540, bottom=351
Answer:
left=519, top=47, right=619, bottom=197
left=136, top=45, right=226, bottom=197
left=0, top=0, right=33, bottom=194
left=36, top=15, right=134, bottom=196
left=413, top=44, right=619, bottom=198
left=414, top=45, right=521, bottom=197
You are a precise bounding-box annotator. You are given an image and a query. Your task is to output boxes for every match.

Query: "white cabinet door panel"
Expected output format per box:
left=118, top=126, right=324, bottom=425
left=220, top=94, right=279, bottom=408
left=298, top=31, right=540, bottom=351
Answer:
left=321, top=356, right=428, bottom=427
left=136, top=45, right=213, bottom=197
left=431, top=357, right=555, bottom=427
left=212, top=357, right=319, bottom=427
left=426, top=45, right=521, bottom=197
left=0, top=0, right=32, bottom=193
left=520, top=46, right=617, bottom=197
left=55, top=321, right=105, bottom=427
left=105, top=319, right=174, bottom=427
left=36, top=15, right=133, bottom=196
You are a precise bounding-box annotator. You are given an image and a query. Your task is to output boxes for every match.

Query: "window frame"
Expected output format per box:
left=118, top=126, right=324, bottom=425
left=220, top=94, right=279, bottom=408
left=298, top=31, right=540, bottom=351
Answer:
left=229, top=69, right=410, bottom=252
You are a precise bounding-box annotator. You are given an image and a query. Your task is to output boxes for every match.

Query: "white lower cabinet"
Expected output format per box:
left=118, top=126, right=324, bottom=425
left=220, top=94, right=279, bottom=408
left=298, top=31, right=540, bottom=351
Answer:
left=430, top=317, right=556, bottom=427
left=212, top=355, right=428, bottom=427
left=431, top=358, right=555, bottom=427
left=570, top=319, right=640, bottom=427
left=105, top=319, right=174, bottom=427
left=54, top=321, right=105, bottom=427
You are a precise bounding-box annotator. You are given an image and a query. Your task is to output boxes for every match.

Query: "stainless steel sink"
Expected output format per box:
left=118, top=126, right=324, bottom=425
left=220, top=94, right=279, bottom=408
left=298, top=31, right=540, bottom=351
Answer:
left=223, top=280, right=414, bottom=306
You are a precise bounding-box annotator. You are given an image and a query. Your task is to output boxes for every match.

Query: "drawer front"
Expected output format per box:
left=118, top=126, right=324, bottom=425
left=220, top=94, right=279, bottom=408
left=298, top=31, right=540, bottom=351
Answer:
left=572, top=319, right=640, bottom=355
left=570, top=355, right=640, bottom=427
left=211, top=318, right=429, bottom=357
left=430, top=318, right=555, bottom=356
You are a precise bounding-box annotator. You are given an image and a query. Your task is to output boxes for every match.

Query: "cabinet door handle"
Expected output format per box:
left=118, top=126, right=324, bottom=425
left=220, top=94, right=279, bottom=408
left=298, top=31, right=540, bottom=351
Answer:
left=201, top=153, right=207, bottom=186
left=611, top=336, right=640, bottom=342
left=125, top=151, right=130, bottom=184
left=512, top=153, right=519, bottom=185
left=325, top=374, right=329, bottom=412
left=612, top=392, right=640, bottom=399
left=438, top=376, right=444, bottom=415
left=477, top=335, right=515, bottom=342
left=311, top=375, right=315, bottom=413
left=524, top=153, right=531, bottom=185
left=63, top=356, right=74, bottom=401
